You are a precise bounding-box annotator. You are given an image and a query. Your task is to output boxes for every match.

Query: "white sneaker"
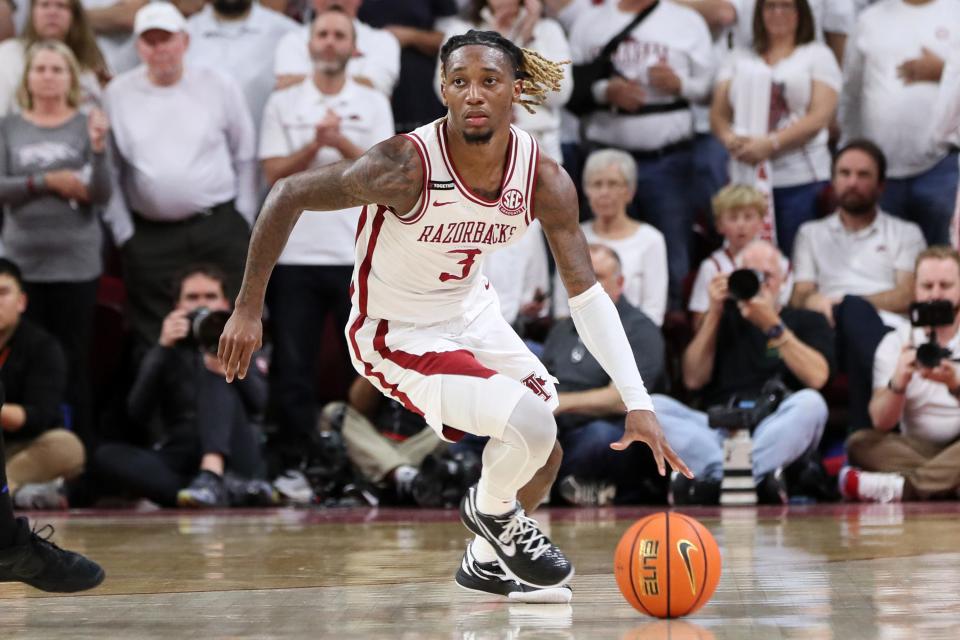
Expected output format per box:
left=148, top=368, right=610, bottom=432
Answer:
left=839, top=466, right=904, bottom=503
left=13, top=479, right=68, bottom=510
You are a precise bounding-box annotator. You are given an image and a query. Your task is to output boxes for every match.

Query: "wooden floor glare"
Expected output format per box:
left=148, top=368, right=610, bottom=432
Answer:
left=2, top=502, right=960, bottom=639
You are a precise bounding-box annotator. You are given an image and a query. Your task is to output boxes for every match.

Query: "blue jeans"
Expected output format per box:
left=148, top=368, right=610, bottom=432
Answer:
left=630, top=147, right=695, bottom=308
left=558, top=418, right=667, bottom=504
left=773, top=181, right=828, bottom=258
left=652, top=389, right=828, bottom=482
left=881, top=151, right=959, bottom=246
left=692, top=133, right=730, bottom=232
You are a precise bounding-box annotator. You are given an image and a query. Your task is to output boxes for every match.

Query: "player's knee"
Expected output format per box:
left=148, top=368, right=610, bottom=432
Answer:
left=508, top=394, right=557, bottom=464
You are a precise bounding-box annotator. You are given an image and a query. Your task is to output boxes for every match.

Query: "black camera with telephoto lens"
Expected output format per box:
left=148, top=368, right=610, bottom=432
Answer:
left=180, top=307, right=231, bottom=354
left=909, top=300, right=957, bottom=368
left=707, top=378, right=790, bottom=432
left=727, top=269, right=763, bottom=301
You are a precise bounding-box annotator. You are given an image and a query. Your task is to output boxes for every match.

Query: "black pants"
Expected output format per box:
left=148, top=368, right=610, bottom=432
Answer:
left=834, top=296, right=893, bottom=431
left=93, top=372, right=263, bottom=507
left=266, top=264, right=354, bottom=443
left=22, top=278, right=99, bottom=447
left=122, top=202, right=249, bottom=349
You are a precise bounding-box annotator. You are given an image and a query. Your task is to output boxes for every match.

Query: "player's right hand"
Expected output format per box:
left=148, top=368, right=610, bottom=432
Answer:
left=217, top=308, right=263, bottom=383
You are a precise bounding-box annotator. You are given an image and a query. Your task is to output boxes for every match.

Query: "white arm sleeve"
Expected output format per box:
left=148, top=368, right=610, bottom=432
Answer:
left=568, top=282, right=654, bottom=412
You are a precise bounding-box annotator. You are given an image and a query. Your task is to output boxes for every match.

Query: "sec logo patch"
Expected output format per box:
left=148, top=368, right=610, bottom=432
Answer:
left=499, top=188, right=524, bottom=216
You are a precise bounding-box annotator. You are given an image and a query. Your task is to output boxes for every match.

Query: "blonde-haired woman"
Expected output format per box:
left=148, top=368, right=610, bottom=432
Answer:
left=554, top=149, right=668, bottom=326
left=0, top=39, right=111, bottom=444
left=0, top=0, right=108, bottom=115
left=711, top=0, right=840, bottom=256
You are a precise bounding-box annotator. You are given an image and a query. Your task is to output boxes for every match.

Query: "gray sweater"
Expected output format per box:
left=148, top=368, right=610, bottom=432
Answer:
left=0, top=112, right=111, bottom=281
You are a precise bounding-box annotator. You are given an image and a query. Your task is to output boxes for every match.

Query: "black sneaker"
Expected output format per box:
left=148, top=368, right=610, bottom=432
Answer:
left=459, top=485, right=573, bottom=589
left=177, top=470, right=227, bottom=508
left=755, top=468, right=789, bottom=505
left=557, top=475, right=616, bottom=506
left=668, top=472, right=721, bottom=506
left=455, top=543, right=572, bottom=603
left=0, top=517, right=104, bottom=592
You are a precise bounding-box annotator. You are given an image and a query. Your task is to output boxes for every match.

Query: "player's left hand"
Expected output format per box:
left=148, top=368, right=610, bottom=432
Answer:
left=611, top=410, right=694, bottom=478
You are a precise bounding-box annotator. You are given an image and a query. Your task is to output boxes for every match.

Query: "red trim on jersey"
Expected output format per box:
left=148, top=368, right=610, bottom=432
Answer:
left=438, top=120, right=517, bottom=207
left=524, top=135, right=540, bottom=225
left=709, top=255, right=722, bottom=272
left=354, top=205, right=368, bottom=243
left=348, top=315, right=426, bottom=419
left=357, top=206, right=387, bottom=316
left=397, top=133, right=431, bottom=225
left=373, top=319, right=497, bottom=379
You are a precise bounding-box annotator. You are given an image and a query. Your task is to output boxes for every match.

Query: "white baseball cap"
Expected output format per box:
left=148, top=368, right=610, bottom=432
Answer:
left=134, top=2, right=186, bottom=37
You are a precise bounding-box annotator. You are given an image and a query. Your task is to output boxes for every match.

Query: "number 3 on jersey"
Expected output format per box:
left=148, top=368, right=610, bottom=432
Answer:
left=439, top=248, right=482, bottom=282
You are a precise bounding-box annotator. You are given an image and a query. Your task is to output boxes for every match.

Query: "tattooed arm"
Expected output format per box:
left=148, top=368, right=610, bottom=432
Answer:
left=534, top=157, right=597, bottom=297
left=218, top=135, right=422, bottom=381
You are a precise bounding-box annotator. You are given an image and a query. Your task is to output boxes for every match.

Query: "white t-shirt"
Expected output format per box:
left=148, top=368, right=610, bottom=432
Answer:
left=186, top=4, right=299, bottom=128
left=258, top=78, right=394, bottom=265
left=273, top=19, right=400, bottom=98
left=719, top=43, right=841, bottom=187
left=688, top=245, right=793, bottom=313
left=82, top=0, right=140, bottom=74
left=568, top=1, right=713, bottom=150
left=840, top=0, right=960, bottom=178
left=437, top=15, right=572, bottom=162
left=874, top=325, right=960, bottom=445
left=792, top=210, right=926, bottom=326
left=553, top=221, right=668, bottom=326
left=103, top=66, right=258, bottom=229
left=482, top=220, right=549, bottom=325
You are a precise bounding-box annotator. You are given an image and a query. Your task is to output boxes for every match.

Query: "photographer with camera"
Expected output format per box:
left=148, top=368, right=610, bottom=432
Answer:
left=841, top=246, right=960, bottom=503
left=653, top=240, right=833, bottom=504
left=93, top=265, right=269, bottom=508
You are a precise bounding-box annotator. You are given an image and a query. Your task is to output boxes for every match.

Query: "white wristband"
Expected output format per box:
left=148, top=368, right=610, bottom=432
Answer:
left=568, top=283, right=653, bottom=412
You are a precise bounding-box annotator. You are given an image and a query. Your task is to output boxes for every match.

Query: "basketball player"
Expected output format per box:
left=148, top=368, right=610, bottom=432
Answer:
left=0, top=381, right=105, bottom=591
left=219, top=30, right=692, bottom=602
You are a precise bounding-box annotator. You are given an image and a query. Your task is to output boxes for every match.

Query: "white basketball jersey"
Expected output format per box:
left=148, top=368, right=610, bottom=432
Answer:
left=351, top=119, right=540, bottom=324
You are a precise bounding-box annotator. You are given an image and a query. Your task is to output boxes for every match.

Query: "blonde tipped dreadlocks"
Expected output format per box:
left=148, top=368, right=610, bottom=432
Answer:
left=439, top=29, right=569, bottom=114
left=515, top=47, right=569, bottom=114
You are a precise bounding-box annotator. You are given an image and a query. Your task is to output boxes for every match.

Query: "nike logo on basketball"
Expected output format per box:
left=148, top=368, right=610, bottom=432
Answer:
left=677, top=539, right=699, bottom=596
left=433, top=200, right=456, bottom=207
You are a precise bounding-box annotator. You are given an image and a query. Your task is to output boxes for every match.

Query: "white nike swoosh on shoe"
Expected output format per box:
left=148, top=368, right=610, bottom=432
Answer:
left=497, top=541, right=517, bottom=557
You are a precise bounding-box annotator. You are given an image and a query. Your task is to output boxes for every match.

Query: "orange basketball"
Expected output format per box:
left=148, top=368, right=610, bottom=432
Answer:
left=614, top=512, right=721, bottom=618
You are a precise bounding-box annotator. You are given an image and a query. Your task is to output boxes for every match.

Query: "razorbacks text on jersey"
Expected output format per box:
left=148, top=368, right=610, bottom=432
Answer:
left=350, top=118, right=540, bottom=324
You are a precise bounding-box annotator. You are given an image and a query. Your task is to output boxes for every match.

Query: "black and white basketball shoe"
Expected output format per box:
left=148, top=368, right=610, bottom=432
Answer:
left=459, top=485, right=573, bottom=589
left=455, top=542, right=572, bottom=603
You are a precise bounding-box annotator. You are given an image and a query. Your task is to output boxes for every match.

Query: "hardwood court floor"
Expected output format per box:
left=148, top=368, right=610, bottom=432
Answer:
left=3, top=502, right=960, bottom=639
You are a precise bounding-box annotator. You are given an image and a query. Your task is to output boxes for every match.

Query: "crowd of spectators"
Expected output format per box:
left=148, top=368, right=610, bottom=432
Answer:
left=2, top=0, right=960, bottom=510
